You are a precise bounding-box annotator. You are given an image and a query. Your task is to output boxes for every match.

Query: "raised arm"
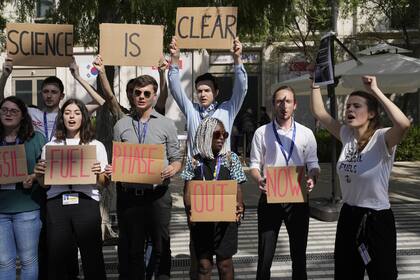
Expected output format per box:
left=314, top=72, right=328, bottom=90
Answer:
left=362, top=76, right=411, bottom=151
left=309, top=81, right=341, bottom=141
left=69, top=57, right=105, bottom=114
left=154, top=58, right=169, bottom=115
left=93, top=55, right=125, bottom=120
left=225, top=37, right=248, bottom=117
left=0, top=57, right=13, bottom=100
left=167, top=36, right=195, bottom=116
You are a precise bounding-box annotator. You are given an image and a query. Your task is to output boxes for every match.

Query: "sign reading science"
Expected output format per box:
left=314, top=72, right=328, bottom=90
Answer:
left=176, top=7, right=237, bottom=50
left=100, top=23, right=163, bottom=67
left=6, top=23, right=73, bottom=66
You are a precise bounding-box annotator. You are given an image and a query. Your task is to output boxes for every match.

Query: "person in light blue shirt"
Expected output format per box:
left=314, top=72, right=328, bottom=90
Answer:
left=168, top=36, right=248, bottom=157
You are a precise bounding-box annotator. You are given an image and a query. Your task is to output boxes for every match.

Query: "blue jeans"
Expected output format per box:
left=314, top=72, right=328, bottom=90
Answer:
left=0, top=210, right=42, bottom=280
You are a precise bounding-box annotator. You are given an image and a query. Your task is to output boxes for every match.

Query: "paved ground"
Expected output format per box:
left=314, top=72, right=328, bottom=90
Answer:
left=95, top=161, right=420, bottom=279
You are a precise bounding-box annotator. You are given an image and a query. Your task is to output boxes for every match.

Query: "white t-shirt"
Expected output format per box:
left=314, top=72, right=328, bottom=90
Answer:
left=250, top=120, right=320, bottom=174
left=28, top=107, right=58, bottom=141
left=337, top=126, right=395, bottom=210
left=41, top=137, right=108, bottom=201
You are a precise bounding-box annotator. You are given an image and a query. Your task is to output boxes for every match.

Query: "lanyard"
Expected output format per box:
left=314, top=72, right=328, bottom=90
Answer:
left=43, top=112, right=56, bottom=141
left=272, top=121, right=296, bottom=166
left=200, top=156, right=221, bottom=181
left=137, top=121, right=148, bottom=144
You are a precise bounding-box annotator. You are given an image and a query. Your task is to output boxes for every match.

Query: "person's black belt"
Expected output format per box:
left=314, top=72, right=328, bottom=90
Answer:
left=119, top=185, right=168, bottom=196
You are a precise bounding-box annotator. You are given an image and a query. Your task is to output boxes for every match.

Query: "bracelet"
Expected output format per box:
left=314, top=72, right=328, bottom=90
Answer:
left=311, top=85, right=320, bottom=89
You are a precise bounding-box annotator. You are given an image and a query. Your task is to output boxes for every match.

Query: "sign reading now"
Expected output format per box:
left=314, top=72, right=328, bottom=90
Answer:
left=265, top=166, right=307, bottom=203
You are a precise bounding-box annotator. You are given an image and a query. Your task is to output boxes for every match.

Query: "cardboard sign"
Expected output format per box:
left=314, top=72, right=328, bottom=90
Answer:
left=100, top=23, right=163, bottom=67
left=188, top=180, right=237, bottom=222
left=176, top=7, right=237, bottom=50
left=111, top=142, right=165, bottom=184
left=6, top=23, right=73, bottom=66
left=265, top=166, right=306, bottom=203
left=0, top=145, right=28, bottom=184
left=45, top=145, right=97, bottom=185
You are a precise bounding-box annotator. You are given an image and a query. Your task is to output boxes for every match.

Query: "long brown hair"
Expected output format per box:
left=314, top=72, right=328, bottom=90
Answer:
left=349, top=91, right=381, bottom=152
left=54, top=98, right=94, bottom=144
left=0, top=96, right=34, bottom=142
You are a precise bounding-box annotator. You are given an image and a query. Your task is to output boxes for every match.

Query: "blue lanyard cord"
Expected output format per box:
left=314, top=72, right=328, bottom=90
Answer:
left=200, top=156, right=221, bottom=181
left=272, top=121, right=296, bottom=166
left=43, top=112, right=56, bottom=141
left=137, top=121, right=148, bottom=144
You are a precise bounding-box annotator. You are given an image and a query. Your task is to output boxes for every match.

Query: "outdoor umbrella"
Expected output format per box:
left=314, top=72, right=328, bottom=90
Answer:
left=274, top=53, right=420, bottom=95
left=357, top=42, right=412, bottom=55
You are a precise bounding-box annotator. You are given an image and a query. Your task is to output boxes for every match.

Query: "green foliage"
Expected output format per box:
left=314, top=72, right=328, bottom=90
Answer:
left=395, top=125, right=420, bottom=161
left=314, top=129, right=342, bottom=163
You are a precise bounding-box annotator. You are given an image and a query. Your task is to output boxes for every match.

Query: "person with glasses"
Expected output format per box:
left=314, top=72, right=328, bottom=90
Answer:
left=250, top=86, right=320, bottom=280
left=168, top=36, right=248, bottom=279
left=106, top=75, right=182, bottom=280
left=181, top=117, right=246, bottom=280
left=0, top=56, right=105, bottom=279
left=34, top=98, right=108, bottom=279
left=0, top=96, right=46, bottom=280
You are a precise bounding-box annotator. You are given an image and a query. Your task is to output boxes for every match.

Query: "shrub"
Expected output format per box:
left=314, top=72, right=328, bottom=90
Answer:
left=395, top=125, right=420, bottom=161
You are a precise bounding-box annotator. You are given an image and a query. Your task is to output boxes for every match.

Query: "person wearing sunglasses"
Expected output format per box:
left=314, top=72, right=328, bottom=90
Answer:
left=250, top=86, right=320, bottom=280
left=181, top=117, right=246, bottom=280
left=0, top=96, right=46, bottom=280
left=168, top=35, right=247, bottom=279
left=108, top=74, right=182, bottom=280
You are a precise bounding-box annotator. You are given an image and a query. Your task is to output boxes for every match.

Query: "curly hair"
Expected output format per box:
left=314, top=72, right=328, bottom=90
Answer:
left=54, top=98, right=94, bottom=144
left=0, top=96, right=34, bottom=142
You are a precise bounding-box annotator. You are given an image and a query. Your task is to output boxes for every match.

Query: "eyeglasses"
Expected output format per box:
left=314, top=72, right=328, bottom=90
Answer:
left=133, top=89, right=153, bottom=99
left=0, top=107, right=21, bottom=116
left=213, top=130, right=229, bottom=139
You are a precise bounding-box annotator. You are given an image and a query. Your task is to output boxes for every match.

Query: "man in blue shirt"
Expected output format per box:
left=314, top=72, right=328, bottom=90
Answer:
left=168, top=36, right=248, bottom=157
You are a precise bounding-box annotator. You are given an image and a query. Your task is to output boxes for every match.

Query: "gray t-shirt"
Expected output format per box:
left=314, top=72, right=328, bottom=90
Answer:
left=113, top=110, right=181, bottom=188
left=337, top=126, right=395, bottom=210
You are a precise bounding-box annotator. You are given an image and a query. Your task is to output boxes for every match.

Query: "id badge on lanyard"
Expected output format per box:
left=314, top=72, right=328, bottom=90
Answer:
left=62, top=193, right=79, bottom=205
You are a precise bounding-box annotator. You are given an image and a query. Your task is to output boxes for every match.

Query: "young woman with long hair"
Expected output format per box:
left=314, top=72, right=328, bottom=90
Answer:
left=35, top=98, right=108, bottom=279
left=310, top=76, right=411, bottom=279
left=0, top=96, right=46, bottom=280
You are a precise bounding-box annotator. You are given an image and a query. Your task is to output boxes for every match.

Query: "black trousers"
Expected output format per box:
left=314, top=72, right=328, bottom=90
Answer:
left=117, top=186, right=172, bottom=280
left=334, top=203, right=397, bottom=280
left=256, top=194, right=309, bottom=280
left=46, top=193, right=106, bottom=280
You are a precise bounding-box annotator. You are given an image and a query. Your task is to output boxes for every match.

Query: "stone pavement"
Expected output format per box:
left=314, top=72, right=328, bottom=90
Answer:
left=102, top=161, right=420, bottom=279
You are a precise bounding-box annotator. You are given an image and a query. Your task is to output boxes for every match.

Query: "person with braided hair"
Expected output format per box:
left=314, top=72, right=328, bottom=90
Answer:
left=181, top=117, right=246, bottom=280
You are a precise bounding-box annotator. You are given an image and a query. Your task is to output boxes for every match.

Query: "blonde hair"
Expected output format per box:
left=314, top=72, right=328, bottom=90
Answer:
left=194, top=117, right=228, bottom=160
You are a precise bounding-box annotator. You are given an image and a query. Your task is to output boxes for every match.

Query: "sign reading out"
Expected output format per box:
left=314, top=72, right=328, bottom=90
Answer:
left=100, top=23, right=163, bottom=67
left=266, top=166, right=306, bottom=203
left=0, top=145, right=28, bottom=184
left=6, top=23, right=73, bottom=66
left=111, top=142, right=165, bottom=184
left=188, top=180, right=237, bottom=222
left=45, top=145, right=97, bottom=185
left=176, top=7, right=237, bottom=50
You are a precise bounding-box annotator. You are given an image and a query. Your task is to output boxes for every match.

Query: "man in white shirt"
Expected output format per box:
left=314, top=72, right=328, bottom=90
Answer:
left=250, top=86, right=320, bottom=280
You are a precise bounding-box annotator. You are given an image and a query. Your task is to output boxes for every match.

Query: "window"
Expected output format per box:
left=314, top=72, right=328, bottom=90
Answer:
left=36, top=0, right=54, bottom=19
left=12, top=67, right=56, bottom=109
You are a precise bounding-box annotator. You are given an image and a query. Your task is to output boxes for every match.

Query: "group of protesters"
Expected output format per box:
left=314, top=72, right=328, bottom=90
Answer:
left=0, top=34, right=411, bottom=280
